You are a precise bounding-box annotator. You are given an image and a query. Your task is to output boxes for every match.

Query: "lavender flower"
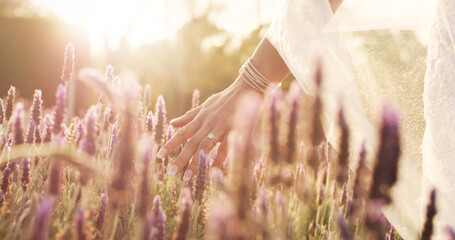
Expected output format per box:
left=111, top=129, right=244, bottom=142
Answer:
left=42, top=114, right=53, bottom=143
left=337, top=107, right=349, bottom=185
left=0, top=99, right=4, bottom=125
left=445, top=226, right=455, bottom=240
left=136, top=140, right=153, bottom=218
left=269, top=92, right=280, bottom=164
left=26, top=120, right=35, bottom=144
left=30, top=197, right=54, bottom=240
left=191, top=89, right=200, bottom=109
left=105, top=64, right=114, bottom=81
left=310, top=63, right=324, bottom=146
left=96, top=193, right=108, bottom=230
left=76, top=120, right=84, bottom=147
left=52, top=84, right=67, bottom=134
left=173, top=188, right=192, bottom=240
left=369, top=106, right=400, bottom=203
left=0, top=191, right=3, bottom=207
left=82, top=106, right=97, bottom=155
left=194, top=150, right=208, bottom=202
left=61, top=42, right=75, bottom=82
left=421, top=189, right=437, bottom=240
left=102, top=106, right=111, bottom=132
left=154, top=95, right=166, bottom=145
left=318, top=185, right=324, bottom=206
left=1, top=167, right=11, bottom=193
left=75, top=208, right=86, bottom=240
left=5, top=86, right=16, bottom=122
left=353, top=141, right=366, bottom=200
left=146, top=111, right=154, bottom=133
left=21, top=157, right=30, bottom=191
left=338, top=215, right=353, bottom=240
left=13, top=104, right=25, bottom=145
left=286, top=92, right=298, bottom=164
left=152, top=196, right=166, bottom=240
left=30, top=89, right=43, bottom=125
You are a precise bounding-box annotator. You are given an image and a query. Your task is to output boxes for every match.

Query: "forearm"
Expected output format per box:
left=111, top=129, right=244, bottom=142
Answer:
left=247, top=0, right=344, bottom=86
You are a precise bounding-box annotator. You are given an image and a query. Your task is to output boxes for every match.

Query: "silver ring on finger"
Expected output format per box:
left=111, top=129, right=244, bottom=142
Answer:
left=206, top=132, right=218, bottom=145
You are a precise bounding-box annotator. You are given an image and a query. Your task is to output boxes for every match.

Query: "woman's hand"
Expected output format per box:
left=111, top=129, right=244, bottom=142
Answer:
left=157, top=78, right=261, bottom=180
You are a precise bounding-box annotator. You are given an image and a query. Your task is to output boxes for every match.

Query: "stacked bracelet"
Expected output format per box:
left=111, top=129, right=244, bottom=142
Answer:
left=239, top=58, right=275, bottom=94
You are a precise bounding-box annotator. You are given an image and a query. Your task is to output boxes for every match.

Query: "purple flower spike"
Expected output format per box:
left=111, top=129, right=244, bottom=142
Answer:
left=369, top=105, right=400, bottom=203
left=152, top=196, right=166, bottom=240
left=42, top=114, right=53, bottom=143
left=30, top=89, right=43, bottom=126
left=1, top=167, right=11, bottom=193
left=269, top=91, right=280, bottom=164
left=61, top=42, right=75, bottom=82
left=48, top=163, right=60, bottom=196
left=75, top=208, right=86, bottom=240
left=96, top=193, right=108, bottom=230
left=52, top=84, right=67, bottom=135
left=0, top=191, right=3, bottom=207
left=105, top=65, right=114, bottom=82
left=21, top=157, right=30, bottom=191
left=5, top=86, right=16, bottom=122
left=421, top=189, right=437, bottom=240
left=26, top=120, right=35, bottom=144
left=174, top=188, right=192, bottom=240
left=102, top=106, right=111, bottom=132
left=82, top=106, right=97, bottom=156
left=13, top=104, right=25, bottom=145
left=146, top=111, right=154, bottom=133
left=194, top=150, right=208, bottom=203
left=286, top=91, right=299, bottom=164
left=154, top=95, right=166, bottom=145
left=30, top=196, right=54, bottom=240
left=0, top=99, right=4, bottom=125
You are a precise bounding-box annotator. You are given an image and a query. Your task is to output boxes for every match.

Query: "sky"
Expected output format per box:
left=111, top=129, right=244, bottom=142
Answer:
left=29, top=0, right=437, bottom=54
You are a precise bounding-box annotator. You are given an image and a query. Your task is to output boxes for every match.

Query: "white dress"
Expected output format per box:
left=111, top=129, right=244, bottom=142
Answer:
left=265, top=0, right=455, bottom=239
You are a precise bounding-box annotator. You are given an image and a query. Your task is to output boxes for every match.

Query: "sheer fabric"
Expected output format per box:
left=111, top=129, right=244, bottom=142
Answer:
left=265, top=0, right=455, bottom=239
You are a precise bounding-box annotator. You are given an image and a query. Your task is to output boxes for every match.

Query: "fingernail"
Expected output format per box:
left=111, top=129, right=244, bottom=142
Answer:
left=183, top=169, right=193, bottom=181
left=170, top=119, right=176, bottom=124
left=168, top=165, right=178, bottom=176
left=157, top=148, right=167, bottom=159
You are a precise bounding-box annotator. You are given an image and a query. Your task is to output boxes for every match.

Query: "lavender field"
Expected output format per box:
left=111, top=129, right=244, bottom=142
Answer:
left=0, top=43, right=439, bottom=240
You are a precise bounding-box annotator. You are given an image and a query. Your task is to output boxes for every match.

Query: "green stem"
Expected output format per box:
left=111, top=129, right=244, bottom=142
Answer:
left=109, top=209, right=120, bottom=240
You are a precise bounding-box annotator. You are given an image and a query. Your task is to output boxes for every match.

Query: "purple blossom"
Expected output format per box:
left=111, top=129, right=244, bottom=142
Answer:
left=105, top=65, right=114, bottom=82
left=194, top=150, right=208, bottom=202
left=102, top=106, right=111, bottom=132
left=75, top=208, right=86, bottom=240
left=5, top=86, right=15, bottom=122
left=26, top=120, right=35, bottom=144
left=82, top=106, right=97, bottom=155
left=146, top=111, right=154, bottom=133
left=21, top=157, right=30, bottom=191
left=61, top=42, right=75, bottom=82
left=48, top=163, right=60, bottom=196
left=30, top=197, right=54, bottom=240
left=174, top=188, right=192, bottom=240
left=136, top=101, right=144, bottom=134
left=42, top=114, right=53, bottom=143
left=52, top=84, right=67, bottom=135
left=369, top=105, right=400, bottom=203
left=13, top=104, right=24, bottom=145
left=76, top=120, right=84, bottom=147
left=421, top=189, right=437, bottom=240
left=337, top=107, right=349, bottom=185
left=1, top=167, right=11, bottom=193
left=154, top=95, right=166, bottom=145
left=0, top=191, right=3, bottom=207
left=337, top=215, right=353, bottom=240
left=96, top=193, right=108, bottom=230
left=152, top=196, right=166, bottom=240
left=286, top=91, right=299, bottom=164
left=30, top=89, right=43, bottom=125
left=269, top=91, right=280, bottom=164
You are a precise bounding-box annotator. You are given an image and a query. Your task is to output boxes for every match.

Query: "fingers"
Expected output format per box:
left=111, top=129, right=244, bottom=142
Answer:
left=157, top=120, right=200, bottom=159
left=212, top=137, right=229, bottom=169
left=183, top=130, right=224, bottom=181
left=170, top=106, right=202, bottom=128
left=166, top=128, right=210, bottom=176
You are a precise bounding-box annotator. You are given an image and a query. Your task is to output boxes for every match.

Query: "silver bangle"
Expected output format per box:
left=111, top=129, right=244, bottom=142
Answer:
left=239, top=58, right=275, bottom=94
